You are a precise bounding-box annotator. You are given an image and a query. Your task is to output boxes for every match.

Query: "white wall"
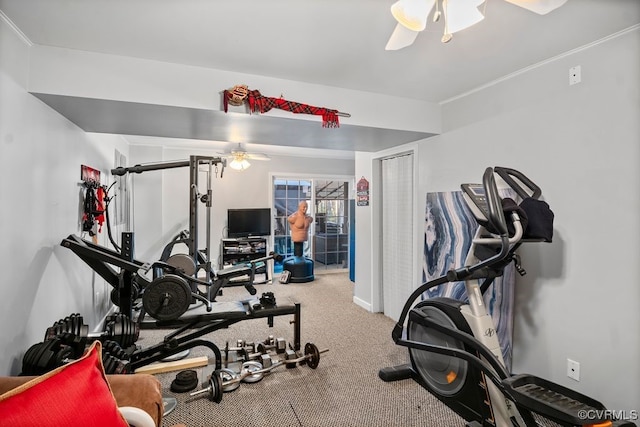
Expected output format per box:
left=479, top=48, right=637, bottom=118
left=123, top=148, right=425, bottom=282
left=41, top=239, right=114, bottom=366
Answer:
left=354, top=28, right=640, bottom=410
left=0, top=16, right=130, bottom=375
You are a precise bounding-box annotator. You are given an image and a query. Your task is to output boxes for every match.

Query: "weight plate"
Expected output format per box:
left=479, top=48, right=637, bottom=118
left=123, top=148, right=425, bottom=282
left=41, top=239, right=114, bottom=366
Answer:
left=106, top=314, right=139, bottom=347
left=54, top=343, right=73, bottom=366
left=30, top=340, right=54, bottom=374
left=70, top=314, right=83, bottom=337
left=241, top=361, right=264, bottom=383
left=219, top=368, right=240, bottom=392
left=209, top=372, right=223, bottom=403
left=110, top=283, right=141, bottom=308
left=22, top=342, right=45, bottom=375
left=38, top=338, right=61, bottom=371
left=142, top=275, right=192, bottom=321
left=44, top=326, right=57, bottom=341
left=163, top=397, right=178, bottom=417
left=305, top=342, right=320, bottom=369
left=166, top=253, right=197, bottom=277
left=170, top=370, right=199, bottom=393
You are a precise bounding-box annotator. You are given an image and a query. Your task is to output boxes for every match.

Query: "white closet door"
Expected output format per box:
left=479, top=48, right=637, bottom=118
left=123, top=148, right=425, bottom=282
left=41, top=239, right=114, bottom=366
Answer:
left=381, top=153, right=414, bottom=321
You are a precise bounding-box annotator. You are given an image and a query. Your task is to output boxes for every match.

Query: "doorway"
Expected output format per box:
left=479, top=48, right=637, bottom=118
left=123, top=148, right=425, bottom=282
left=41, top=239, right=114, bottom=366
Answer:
left=380, top=152, right=414, bottom=321
left=272, top=177, right=353, bottom=273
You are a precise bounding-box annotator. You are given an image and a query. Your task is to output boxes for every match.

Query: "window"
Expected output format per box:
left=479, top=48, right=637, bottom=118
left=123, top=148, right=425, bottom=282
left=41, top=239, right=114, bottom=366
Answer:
left=314, top=180, right=349, bottom=270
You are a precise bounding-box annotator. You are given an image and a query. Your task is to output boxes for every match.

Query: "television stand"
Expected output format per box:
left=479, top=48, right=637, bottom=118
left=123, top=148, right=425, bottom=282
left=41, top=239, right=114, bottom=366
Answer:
left=220, top=237, right=270, bottom=284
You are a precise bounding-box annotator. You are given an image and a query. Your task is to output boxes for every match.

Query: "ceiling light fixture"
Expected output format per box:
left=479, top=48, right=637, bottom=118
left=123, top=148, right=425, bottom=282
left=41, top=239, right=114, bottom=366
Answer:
left=442, top=0, right=485, bottom=41
left=229, top=153, right=251, bottom=171
left=385, top=0, right=568, bottom=50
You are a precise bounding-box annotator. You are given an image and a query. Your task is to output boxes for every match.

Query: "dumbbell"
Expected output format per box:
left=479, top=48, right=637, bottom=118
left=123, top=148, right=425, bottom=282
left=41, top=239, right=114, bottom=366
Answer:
left=256, top=337, right=288, bottom=354
left=223, top=338, right=286, bottom=366
left=284, top=343, right=328, bottom=369
left=102, top=352, right=129, bottom=374
left=224, top=337, right=287, bottom=354
left=223, top=341, right=250, bottom=366
left=44, top=313, right=139, bottom=348
left=102, top=340, right=132, bottom=360
left=21, top=337, right=74, bottom=375
left=21, top=337, right=130, bottom=375
left=223, top=340, right=254, bottom=354
left=190, top=360, right=284, bottom=403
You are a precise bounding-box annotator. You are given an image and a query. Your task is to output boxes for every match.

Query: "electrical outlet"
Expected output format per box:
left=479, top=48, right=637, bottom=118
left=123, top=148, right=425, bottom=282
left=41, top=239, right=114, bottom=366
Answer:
left=567, top=358, right=580, bottom=381
left=569, top=66, right=581, bottom=85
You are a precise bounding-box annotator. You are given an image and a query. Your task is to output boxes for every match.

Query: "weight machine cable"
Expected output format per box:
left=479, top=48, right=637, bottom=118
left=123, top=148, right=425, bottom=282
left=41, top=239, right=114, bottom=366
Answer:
left=104, top=181, right=121, bottom=252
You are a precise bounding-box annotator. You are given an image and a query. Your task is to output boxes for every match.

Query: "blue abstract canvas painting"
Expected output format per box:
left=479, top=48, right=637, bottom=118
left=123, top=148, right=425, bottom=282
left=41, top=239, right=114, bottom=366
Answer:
left=423, top=190, right=516, bottom=370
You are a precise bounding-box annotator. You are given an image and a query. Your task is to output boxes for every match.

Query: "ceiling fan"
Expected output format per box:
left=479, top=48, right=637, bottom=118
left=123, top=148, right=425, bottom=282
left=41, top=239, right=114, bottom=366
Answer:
left=220, top=144, right=271, bottom=171
left=385, top=0, right=569, bottom=50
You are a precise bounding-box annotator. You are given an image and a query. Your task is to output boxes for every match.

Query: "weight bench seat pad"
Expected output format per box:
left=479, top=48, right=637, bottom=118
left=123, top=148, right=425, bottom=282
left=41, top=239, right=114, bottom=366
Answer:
left=216, top=263, right=253, bottom=278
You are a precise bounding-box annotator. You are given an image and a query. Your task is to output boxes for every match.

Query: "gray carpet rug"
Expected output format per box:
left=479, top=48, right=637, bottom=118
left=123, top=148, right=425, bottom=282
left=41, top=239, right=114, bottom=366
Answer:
left=136, top=272, right=468, bottom=427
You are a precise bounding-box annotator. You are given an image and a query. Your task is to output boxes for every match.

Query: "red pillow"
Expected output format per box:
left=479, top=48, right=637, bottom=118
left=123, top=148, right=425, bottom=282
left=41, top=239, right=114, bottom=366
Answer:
left=0, top=340, right=128, bottom=427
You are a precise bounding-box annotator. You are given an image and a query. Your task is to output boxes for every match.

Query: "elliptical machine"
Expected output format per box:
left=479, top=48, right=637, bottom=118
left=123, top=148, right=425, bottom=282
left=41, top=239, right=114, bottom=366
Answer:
left=379, top=167, right=635, bottom=427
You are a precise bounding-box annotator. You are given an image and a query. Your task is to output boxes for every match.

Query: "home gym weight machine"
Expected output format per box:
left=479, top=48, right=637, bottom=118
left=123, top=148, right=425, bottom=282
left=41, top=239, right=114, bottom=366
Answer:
left=109, top=155, right=267, bottom=311
left=111, top=155, right=223, bottom=301
left=65, top=156, right=249, bottom=318
left=379, top=167, right=635, bottom=427
left=61, top=155, right=303, bottom=371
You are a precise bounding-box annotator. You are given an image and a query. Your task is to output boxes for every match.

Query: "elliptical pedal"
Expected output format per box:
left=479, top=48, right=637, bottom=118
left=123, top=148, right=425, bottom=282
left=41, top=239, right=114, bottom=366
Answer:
left=503, top=374, right=610, bottom=425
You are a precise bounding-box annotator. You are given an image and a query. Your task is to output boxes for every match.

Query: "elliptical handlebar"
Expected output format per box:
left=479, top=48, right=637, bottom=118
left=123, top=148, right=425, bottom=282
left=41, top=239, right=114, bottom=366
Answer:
left=494, top=166, right=542, bottom=200
left=483, top=167, right=508, bottom=236
left=445, top=167, right=511, bottom=282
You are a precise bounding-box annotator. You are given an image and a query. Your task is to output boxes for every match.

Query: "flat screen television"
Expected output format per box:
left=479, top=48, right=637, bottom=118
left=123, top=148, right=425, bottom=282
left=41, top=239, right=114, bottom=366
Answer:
left=227, top=208, right=271, bottom=238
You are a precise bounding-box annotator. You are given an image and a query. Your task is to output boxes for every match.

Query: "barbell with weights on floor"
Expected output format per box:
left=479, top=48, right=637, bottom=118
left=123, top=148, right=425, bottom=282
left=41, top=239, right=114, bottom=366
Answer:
left=190, top=343, right=329, bottom=403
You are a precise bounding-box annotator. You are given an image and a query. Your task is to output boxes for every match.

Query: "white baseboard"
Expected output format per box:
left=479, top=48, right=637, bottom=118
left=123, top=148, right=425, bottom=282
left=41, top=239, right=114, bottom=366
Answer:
left=353, top=295, right=371, bottom=312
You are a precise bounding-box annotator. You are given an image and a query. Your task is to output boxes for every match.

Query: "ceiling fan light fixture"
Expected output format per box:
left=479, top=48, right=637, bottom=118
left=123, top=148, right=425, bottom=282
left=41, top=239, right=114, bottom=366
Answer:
left=503, top=0, right=568, bottom=15
left=390, top=0, right=436, bottom=32
left=229, top=157, right=251, bottom=171
left=385, top=23, right=421, bottom=50
left=385, top=0, right=568, bottom=49
left=443, top=0, right=485, bottom=35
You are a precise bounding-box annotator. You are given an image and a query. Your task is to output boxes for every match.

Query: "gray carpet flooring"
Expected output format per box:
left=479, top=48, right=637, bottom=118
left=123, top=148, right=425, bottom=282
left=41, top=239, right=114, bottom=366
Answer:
left=136, top=272, right=468, bottom=427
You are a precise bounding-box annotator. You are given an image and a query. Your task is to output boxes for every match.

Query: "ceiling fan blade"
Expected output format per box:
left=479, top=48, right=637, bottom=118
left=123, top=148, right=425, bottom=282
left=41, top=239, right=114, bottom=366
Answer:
left=385, top=23, right=420, bottom=50
left=503, top=0, right=568, bottom=15
left=246, top=153, right=271, bottom=161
